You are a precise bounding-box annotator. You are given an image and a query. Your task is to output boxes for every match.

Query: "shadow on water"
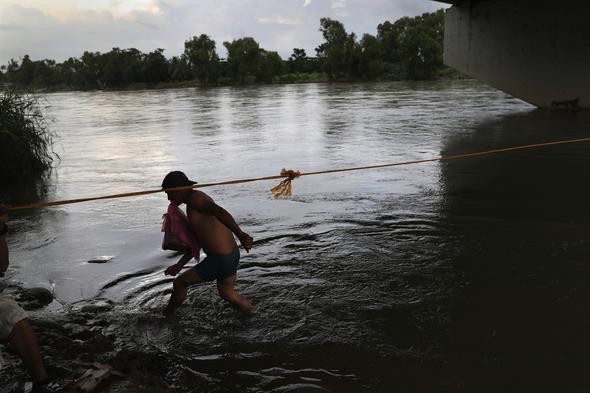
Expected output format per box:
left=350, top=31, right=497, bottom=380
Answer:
left=0, top=175, right=53, bottom=208
left=0, top=175, right=63, bottom=237
left=440, top=109, right=590, bottom=392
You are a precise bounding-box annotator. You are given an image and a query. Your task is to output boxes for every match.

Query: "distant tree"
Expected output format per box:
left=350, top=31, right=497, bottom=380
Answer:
left=288, top=48, right=308, bottom=73
left=56, top=57, right=85, bottom=88
left=358, top=34, right=384, bottom=79
left=4, top=58, right=20, bottom=86
left=184, top=34, right=220, bottom=85
left=255, top=50, right=284, bottom=83
left=121, top=48, right=143, bottom=84
left=8, top=55, right=35, bottom=86
left=79, top=51, right=102, bottom=89
left=315, top=18, right=356, bottom=80
left=31, top=59, right=56, bottom=87
left=2, top=56, right=58, bottom=88
left=0, top=8, right=447, bottom=89
left=169, top=55, right=193, bottom=81
left=5, top=59, right=19, bottom=85
left=377, top=21, right=401, bottom=64
left=143, top=48, right=169, bottom=83
left=393, top=10, right=444, bottom=80
left=101, top=48, right=146, bottom=87
left=223, top=37, right=261, bottom=83
left=346, top=32, right=360, bottom=78
left=102, top=48, right=124, bottom=87
left=20, top=55, right=36, bottom=86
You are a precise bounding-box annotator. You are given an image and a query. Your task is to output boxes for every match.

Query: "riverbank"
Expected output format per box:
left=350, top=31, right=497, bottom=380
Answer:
left=0, top=282, right=178, bottom=393
left=5, top=68, right=469, bottom=94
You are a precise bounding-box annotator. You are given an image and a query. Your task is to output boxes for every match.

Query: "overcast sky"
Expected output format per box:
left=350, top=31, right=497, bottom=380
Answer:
left=0, top=0, right=448, bottom=66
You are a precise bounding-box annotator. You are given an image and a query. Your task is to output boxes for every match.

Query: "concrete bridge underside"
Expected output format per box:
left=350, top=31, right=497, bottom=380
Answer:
left=437, top=0, right=590, bottom=108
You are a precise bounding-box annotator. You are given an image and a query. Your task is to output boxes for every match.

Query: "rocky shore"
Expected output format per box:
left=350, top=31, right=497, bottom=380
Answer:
left=1, top=283, right=178, bottom=393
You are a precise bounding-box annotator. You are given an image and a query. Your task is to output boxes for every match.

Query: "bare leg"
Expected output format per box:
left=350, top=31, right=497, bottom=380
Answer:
left=217, top=275, right=254, bottom=313
left=164, top=268, right=204, bottom=316
left=8, top=319, right=48, bottom=383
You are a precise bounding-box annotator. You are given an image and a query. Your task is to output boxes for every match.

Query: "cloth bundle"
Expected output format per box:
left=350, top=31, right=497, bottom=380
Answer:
left=161, top=203, right=200, bottom=260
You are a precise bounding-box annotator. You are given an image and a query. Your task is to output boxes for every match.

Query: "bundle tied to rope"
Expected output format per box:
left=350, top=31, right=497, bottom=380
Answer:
left=271, top=169, right=301, bottom=198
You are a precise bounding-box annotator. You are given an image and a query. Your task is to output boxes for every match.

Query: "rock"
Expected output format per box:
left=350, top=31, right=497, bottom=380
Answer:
left=87, top=256, right=114, bottom=264
left=71, top=299, right=114, bottom=313
left=18, top=287, right=53, bottom=309
left=63, top=323, right=95, bottom=341
left=84, top=334, right=115, bottom=353
left=64, top=364, right=113, bottom=393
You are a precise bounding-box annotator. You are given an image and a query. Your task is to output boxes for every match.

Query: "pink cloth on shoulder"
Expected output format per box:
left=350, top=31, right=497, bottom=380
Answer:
left=161, top=203, right=200, bottom=260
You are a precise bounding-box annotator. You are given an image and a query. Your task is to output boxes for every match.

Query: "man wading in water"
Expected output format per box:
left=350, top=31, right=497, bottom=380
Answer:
left=161, top=171, right=254, bottom=315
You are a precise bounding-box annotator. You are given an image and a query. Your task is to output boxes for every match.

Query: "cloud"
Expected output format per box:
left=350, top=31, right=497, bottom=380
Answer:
left=0, top=2, right=176, bottom=63
left=258, top=17, right=302, bottom=26
left=331, top=1, right=347, bottom=10
left=303, top=0, right=312, bottom=6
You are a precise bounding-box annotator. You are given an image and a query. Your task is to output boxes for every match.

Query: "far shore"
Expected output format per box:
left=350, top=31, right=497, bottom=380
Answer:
left=1, top=69, right=470, bottom=95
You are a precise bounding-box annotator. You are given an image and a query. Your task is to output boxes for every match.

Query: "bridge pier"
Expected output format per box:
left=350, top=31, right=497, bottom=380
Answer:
left=442, top=0, right=590, bottom=108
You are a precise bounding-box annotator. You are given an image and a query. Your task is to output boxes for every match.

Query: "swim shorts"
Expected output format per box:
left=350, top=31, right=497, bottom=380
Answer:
left=194, top=246, right=240, bottom=282
left=0, top=296, right=28, bottom=340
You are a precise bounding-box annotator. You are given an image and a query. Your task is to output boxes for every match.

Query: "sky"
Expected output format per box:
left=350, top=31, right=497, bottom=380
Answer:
left=0, top=0, right=448, bottom=65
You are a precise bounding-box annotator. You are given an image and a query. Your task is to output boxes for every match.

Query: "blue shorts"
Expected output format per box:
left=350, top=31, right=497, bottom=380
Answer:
left=194, top=246, right=240, bottom=282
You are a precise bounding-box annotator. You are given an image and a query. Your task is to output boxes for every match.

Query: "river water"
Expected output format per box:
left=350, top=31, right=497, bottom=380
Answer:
left=2, top=80, right=590, bottom=392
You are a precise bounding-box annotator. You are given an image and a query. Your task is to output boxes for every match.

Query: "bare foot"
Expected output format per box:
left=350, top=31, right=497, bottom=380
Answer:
left=163, top=302, right=179, bottom=316
left=238, top=297, right=254, bottom=313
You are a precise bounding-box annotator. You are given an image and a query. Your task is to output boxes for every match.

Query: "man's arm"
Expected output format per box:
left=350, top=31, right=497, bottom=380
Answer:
left=189, top=192, right=253, bottom=252
left=0, top=205, right=9, bottom=276
left=164, top=252, right=192, bottom=276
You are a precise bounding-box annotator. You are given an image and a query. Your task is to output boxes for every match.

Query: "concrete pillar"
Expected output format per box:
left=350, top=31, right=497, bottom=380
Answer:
left=444, top=0, right=590, bottom=108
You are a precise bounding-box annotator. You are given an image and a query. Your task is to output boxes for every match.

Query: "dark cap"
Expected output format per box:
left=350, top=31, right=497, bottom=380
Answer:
left=161, top=171, right=198, bottom=189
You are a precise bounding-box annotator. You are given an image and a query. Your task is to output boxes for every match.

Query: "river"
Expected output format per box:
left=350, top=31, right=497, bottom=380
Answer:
left=2, top=80, right=590, bottom=392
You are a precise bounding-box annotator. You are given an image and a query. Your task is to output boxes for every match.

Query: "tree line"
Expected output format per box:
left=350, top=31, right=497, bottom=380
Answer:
left=0, top=10, right=450, bottom=90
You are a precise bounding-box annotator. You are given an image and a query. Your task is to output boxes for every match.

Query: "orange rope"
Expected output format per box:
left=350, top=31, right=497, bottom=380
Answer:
left=9, top=136, right=590, bottom=211
left=270, top=136, right=590, bottom=197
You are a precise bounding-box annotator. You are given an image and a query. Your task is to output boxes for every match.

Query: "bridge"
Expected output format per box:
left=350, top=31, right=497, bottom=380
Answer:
left=435, top=0, right=588, bottom=108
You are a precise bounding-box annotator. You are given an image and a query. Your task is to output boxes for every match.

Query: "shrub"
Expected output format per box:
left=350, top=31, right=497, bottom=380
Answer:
left=0, top=89, right=55, bottom=183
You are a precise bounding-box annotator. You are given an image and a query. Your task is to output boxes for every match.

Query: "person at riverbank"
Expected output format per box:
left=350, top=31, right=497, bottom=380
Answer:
left=0, top=205, right=63, bottom=393
left=161, top=171, right=254, bottom=315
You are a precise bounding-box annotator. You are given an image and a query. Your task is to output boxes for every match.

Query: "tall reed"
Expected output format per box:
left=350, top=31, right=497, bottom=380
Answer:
left=0, top=89, right=55, bottom=183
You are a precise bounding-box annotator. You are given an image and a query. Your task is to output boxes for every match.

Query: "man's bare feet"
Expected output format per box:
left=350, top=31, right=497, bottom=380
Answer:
left=163, top=302, right=180, bottom=316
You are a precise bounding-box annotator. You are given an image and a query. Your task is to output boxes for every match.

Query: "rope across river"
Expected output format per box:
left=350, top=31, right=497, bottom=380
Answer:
left=9, top=136, right=590, bottom=212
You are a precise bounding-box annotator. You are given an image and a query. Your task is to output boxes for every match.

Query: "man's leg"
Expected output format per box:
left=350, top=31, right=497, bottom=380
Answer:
left=8, top=319, right=48, bottom=384
left=217, top=275, right=254, bottom=313
left=164, top=268, right=204, bottom=316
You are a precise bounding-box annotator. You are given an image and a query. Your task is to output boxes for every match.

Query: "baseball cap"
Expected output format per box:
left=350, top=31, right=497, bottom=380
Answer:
left=161, top=171, right=198, bottom=189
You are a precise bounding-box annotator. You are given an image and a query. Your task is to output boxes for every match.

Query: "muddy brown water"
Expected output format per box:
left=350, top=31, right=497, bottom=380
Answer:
left=2, top=81, right=590, bottom=392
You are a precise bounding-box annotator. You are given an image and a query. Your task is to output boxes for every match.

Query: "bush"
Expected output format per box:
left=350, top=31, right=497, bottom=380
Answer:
left=380, top=62, right=403, bottom=81
left=276, top=72, right=328, bottom=84
left=437, top=66, right=471, bottom=80
left=0, top=89, right=55, bottom=183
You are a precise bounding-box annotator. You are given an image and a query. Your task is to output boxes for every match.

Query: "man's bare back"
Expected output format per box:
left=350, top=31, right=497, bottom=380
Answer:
left=186, top=191, right=236, bottom=255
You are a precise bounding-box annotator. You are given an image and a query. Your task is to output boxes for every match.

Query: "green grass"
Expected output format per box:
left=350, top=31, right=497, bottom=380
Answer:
left=0, top=89, right=55, bottom=183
